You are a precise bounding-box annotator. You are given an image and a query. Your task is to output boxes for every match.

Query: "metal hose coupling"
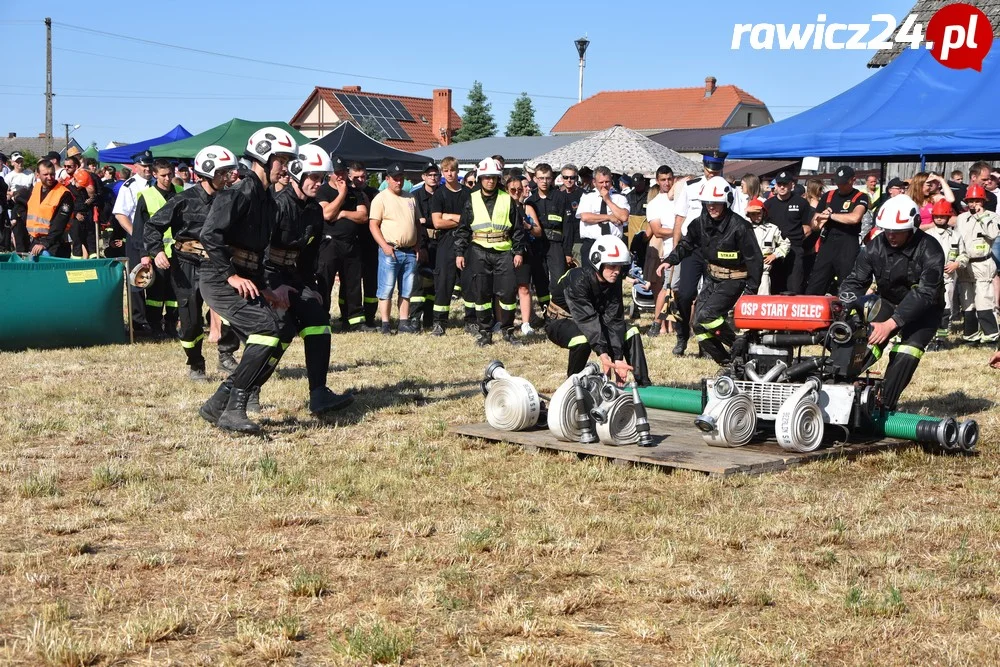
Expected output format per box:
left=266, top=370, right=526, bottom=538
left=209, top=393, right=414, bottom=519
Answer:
left=698, top=392, right=757, bottom=448
left=957, top=420, right=979, bottom=452
left=630, top=381, right=656, bottom=447
left=914, top=417, right=959, bottom=451
left=574, top=375, right=598, bottom=444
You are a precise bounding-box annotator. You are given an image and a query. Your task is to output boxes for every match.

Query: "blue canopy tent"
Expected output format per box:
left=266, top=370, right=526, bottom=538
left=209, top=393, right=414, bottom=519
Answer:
left=97, top=124, right=193, bottom=164
left=721, top=40, right=1000, bottom=162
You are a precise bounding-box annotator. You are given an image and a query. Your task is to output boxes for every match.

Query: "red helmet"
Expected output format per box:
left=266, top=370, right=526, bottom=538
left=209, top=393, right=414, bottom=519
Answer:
left=966, top=184, right=987, bottom=201
left=931, top=199, right=953, bottom=217
left=745, top=198, right=765, bottom=213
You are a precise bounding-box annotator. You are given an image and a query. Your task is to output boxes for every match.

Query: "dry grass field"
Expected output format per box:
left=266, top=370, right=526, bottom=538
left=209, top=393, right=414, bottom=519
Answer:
left=1, top=322, right=998, bottom=666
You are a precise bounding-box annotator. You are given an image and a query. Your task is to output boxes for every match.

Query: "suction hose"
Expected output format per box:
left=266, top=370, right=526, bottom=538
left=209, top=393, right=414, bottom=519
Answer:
left=636, top=386, right=704, bottom=415
left=865, top=412, right=968, bottom=450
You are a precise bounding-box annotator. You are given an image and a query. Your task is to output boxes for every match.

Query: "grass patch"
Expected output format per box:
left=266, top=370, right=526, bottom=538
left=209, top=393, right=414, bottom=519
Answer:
left=19, top=472, right=60, bottom=498
left=288, top=570, right=330, bottom=598
left=332, top=617, right=413, bottom=665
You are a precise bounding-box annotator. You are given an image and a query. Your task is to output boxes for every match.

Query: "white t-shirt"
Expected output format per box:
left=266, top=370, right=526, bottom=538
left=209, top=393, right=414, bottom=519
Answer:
left=576, top=190, right=630, bottom=239
left=672, top=177, right=705, bottom=236
left=4, top=169, right=36, bottom=193
left=112, top=176, right=151, bottom=222
left=645, top=192, right=675, bottom=258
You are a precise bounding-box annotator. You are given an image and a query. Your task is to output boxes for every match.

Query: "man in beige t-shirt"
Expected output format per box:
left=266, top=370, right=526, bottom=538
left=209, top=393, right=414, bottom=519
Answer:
left=369, top=163, right=424, bottom=334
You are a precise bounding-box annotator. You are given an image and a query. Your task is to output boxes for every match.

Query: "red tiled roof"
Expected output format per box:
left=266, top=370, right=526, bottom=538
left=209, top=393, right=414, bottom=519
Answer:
left=551, top=85, right=768, bottom=134
left=290, top=86, right=462, bottom=152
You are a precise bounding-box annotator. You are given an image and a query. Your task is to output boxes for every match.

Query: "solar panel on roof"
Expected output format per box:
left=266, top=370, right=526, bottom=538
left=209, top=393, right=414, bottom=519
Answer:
left=391, top=100, right=414, bottom=122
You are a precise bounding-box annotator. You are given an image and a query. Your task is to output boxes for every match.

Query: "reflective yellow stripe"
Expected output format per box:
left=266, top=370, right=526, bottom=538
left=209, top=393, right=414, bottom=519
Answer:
left=537, top=294, right=551, bottom=303
left=568, top=335, right=588, bottom=347
left=695, top=332, right=714, bottom=341
left=165, top=300, right=178, bottom=308
left=145, top=299, right=163, bottom=307
left=281, top=341, right=290, bottom=351
left=179, top=333, right=205, bottom=349
left=717, top=251, right=738, bottom=260
left=498, top=302, right=517, bottom=311
left=363, top=297, right=378, bottom=304
left=247, top=334, right=281, bottom=348
left=410, top=296, right=426, bottom=303
left=267, top=357, right=278, bottom=367
left=475, top=303, right=492, bottom=311
left=464, top=300, right=476, bottom=308
left=433, top=305, right=451, bottom=313
left=701, top=316, right=725, bottom=329
left=300, top=326, right=331, bottom=337
left=547, top=214, right=562, bottom=222
left=625, top=326, right=639, bottom=340
left=890, top=344, right=924, bottom=359
left=347, top=316, right=365, bottom=325
left=868, top=345, right=883, bottom=360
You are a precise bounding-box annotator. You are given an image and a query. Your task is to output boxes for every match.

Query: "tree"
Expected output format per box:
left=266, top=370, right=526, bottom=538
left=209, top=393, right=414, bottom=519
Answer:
left=19, top=149, right=39, bottom=170
left=356, top=118, right=387, bottom=142
left=505, top=93, right=541, bottom=137
left=454, top=81, right=496, bottom=143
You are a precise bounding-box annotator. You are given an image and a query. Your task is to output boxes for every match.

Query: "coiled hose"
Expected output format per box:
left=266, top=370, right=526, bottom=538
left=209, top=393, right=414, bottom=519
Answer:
left=774, top=379, right=826, bottom=452
left=697, top=393, right=758, bottom=448
left=481, top=361, right=542, bottom=431
left=592, top=393, right=639, bottom=445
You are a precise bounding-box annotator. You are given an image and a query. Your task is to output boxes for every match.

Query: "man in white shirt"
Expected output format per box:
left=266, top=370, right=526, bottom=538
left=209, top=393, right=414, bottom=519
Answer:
left=4, top=152, right=37, bottom=252
left=112, top=150, right=154, bottom=330
left=576, top=165, right=629, bottom=269
left=644, top=166, right=677, bottom=336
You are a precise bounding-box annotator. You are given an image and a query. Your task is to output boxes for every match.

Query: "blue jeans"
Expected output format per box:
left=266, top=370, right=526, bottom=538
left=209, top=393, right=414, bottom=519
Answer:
left=376, top=248, right=417, bottom=301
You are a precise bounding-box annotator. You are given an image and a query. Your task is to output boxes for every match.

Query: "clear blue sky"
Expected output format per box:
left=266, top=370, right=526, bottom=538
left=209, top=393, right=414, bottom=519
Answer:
left=0, top=1, right=915, bottom=150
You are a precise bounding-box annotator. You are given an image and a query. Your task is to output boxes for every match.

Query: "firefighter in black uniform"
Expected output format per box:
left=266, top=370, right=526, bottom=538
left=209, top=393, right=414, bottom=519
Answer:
left=348, top=162, right=381, bottom=328
left=143, top=145, right=242, bottom=380
left=133, top=159, right=182, bottom=337
left=838, top=194, right=945, bottom=411
left=428, top=157, right=473, bottom=335
left=453, top=156, right=526, bottom=346
left=658, top=176, right=763, bottom=364
left=547, top=234, right=651, bottom=386
left=807, top=166, right=869, bottom=295
left=266, top=144, right=353, bottom=415
left=197, top=126, right=299, bottom=434
left=410, top=160, right=439, bottom=330
left=524, top=162, right=572, bottom=316
left=316, top=157, right=368, bottom=331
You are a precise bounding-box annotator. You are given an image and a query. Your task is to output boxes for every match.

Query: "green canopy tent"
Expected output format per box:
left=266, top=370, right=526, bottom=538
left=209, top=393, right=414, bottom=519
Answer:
left=152, top=118, right=309, bottom=159
left=81, top=143, right=100, bottom=161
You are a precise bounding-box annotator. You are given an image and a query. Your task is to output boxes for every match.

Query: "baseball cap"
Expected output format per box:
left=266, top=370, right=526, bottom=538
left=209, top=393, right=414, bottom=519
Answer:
left=619, top=174, right=632, bottom=187
left=834, top=166, right=856, bottom=186
left=702, top=151, right=727, bottom=172
left=631, top=172, right=646, bottom=185
left=133, top=150, right=154, bottom=166
left=11, top=151, right=23, bottom=161
left=386, top=163, right=404, bottom=177
left=331, top=155, right=347, bottom=172
left=421, top=160, right=438, bottom=174
left=774, top=170, right=795, bottom=184
left=886, top=177, right=908, bottom=190
left=44, top=151, right=61, bottom=161
left=579, top=166, right=593, bottom=178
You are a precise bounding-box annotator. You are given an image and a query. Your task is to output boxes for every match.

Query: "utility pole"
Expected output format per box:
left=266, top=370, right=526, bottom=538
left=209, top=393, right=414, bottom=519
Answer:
left=45, top=17, right=53, bottom=154
left=575, top=36, right=590, bottom=104
left=63, top=123, right=71, bottom=151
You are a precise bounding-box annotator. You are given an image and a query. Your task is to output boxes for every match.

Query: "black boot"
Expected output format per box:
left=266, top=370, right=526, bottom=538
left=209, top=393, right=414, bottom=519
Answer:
left=188, top=366, right=208, bottom=382
left=309, top=387, right=354, bottom=415
left=217, top=351, right=238, bottom=373
left=475, top=331, right=492, bottom=347
left=217, top=388, right=261, bottom=434
left=672, top=336, right=688, bottom=356
left=502, top=328, right=523, bottom=346
left=246, top=386, right=262, bottom=414
left=199, top=381, right=232, bottom=425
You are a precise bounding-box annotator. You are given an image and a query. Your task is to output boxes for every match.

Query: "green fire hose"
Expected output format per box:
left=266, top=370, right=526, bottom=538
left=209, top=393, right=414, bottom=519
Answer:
left=637, top=385, right=977, bottom=451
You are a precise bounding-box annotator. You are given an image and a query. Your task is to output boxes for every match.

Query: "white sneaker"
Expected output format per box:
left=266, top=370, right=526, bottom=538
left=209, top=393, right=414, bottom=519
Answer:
left=521, top=322, right=535, bottom=336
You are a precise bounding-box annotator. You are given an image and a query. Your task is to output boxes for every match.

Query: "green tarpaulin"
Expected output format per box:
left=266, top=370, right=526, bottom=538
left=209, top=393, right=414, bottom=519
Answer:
left=152, top=119, right=309, bottom=159
left=0, top=254, right=128, bottom=350
left=82, top=143, right=100, bottom=161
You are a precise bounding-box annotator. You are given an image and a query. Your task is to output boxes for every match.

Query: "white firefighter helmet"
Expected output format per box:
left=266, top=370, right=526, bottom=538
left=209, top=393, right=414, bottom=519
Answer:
left=697, top=176, right=735, bottom=206
left=589, top=234, right=631, bottom=270
left=876, top=193, right=920, bottom=231
left=129, top=263, right=155, bottom=289
left=287, top=144, right=333, bottom=184
left=193, top=145, right=238, bottom=179
left=245, top=126, right=298, bottom=165
left=476, top=157, right=503, bottom=178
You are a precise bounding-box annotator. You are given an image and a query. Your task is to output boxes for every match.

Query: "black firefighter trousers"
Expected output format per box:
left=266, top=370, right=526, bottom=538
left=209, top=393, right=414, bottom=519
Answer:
left=263, top=278, right=333, bottom=392
left=546, top=317, right=650, bottom=386
left=173, top=255, right=239, bottom=371
left=692, top=277, right=745, bottom=364
left=466, top=244, right=517, bottom=334
left=317, top=237, right=365, bottom=330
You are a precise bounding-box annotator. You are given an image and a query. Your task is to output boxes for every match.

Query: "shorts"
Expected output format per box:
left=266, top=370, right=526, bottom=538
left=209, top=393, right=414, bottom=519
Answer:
left=376, top=248, right=417, bottom=300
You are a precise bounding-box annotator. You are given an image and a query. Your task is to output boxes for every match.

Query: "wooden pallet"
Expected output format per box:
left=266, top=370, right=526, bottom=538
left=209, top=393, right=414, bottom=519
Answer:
left=452, top=408, right=913, bottom=477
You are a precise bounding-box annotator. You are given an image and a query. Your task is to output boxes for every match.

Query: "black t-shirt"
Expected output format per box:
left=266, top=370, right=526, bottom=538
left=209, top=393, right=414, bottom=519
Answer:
left=764, top=194, right=812, bottom=245
left=561, top=188, right=584, bottom=246
left=413, top=185, right=435, bottom=231
left=819, top=188, right=868, bottom=238
left=316, top=182, right=364, bottom=241
left=430, top=184, right=471, bottom=232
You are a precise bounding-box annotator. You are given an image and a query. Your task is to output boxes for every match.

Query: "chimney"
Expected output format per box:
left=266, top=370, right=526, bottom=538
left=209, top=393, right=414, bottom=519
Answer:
left=342, top=85, right=361, bottom=92
left=432, top=88, right=453, bottom=146
left=704, top=76, right=717, bottom=98
left=38, top=132, right=48, bottom=138
left=7, top=132, right=15, bottom=138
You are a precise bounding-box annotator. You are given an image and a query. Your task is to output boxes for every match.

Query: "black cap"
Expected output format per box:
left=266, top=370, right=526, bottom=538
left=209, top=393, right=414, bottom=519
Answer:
left=632, top=172, right=646, bottom=185
left=579, top=166, right=593, bottom=178
left=834, top=166, right=856, bottom=186
left=332, top=155, right=347, bottom=172
left=702, top=151, right=727, bottom=171
left=619, top=174, right=632, bottom=186
left=44, top=150, right=62, bottom=161
left=886, top=177, right=908, bottom=190
left=133, top=150, right=154, bottom=166
left=421, top=159, right=438, bottom=174
left=386, top=163, right=404, bottom=177
left=774, top=170, right=795, bottom=184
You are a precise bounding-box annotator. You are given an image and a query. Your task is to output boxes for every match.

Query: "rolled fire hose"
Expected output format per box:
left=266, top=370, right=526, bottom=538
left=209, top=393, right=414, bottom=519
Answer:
left=775, top=378, right=825, bottom=452
left=481, top=361, right=542, bottom=432
left=696, top=393, right=757, bottom=448
left=548, top=370, right=599, bottom=442
left=592, top=393, right=639, bottom=446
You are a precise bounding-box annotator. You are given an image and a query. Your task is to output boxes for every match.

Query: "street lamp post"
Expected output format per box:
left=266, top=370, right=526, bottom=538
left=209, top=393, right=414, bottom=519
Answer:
left=62, top=123, right=80, bottom=154
left=574, top=36, right=590, bottom=103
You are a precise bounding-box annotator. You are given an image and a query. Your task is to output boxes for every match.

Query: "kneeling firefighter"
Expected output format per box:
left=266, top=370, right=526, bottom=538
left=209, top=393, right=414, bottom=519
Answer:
left=546, top=234, right=651, bottom=386
left=454, top=157, right=526, bottom=346
left=264, top=144, right=353, bottom=415
left=657, top=176, right=763, bottom=364
left=838, top=194, right=945, bottom=411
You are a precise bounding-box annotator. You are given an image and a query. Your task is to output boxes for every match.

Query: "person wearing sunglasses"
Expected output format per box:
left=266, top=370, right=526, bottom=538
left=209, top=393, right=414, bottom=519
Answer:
left=559, top=164, right=583, bottom=266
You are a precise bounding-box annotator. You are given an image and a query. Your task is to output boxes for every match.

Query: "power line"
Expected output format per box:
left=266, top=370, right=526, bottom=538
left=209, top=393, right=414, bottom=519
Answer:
left=53, top=21, right=577, bottom=101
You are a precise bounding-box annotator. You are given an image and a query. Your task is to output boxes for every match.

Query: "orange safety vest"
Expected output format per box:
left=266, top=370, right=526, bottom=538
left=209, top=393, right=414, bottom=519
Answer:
left=26, top=182, right=71, bottom=238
